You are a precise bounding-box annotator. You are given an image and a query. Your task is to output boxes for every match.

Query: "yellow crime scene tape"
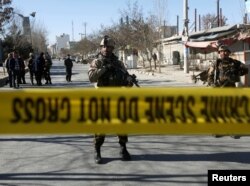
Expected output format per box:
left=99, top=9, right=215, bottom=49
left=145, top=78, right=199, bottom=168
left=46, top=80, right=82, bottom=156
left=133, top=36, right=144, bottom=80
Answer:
left=0, top=88, right=250, bottom=135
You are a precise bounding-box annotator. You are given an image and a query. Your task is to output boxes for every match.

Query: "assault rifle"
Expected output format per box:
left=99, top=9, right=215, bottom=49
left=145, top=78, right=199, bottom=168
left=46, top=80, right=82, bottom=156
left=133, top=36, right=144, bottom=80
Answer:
left=129, top=74, right=140, bottom=87
left=191, top=70, right=208, bottom=84
left=219, top=68, right=240, bottom=87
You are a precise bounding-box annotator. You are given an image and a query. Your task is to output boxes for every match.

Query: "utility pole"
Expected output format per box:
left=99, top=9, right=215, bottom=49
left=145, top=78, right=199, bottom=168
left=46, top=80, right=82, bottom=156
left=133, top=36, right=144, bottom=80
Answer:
left=244, top=0, right=248, bottom=24
left=199, top=14, right=201, bottom=31
left=217, top=0, right=220, bottom=27
left=72, top=21, right=75, bottom=41
left=182, top=0, right=189, bottom=73
left=79, top=22, right=87, bottom=40
left=194, top=9, right=197, bottom=32
left=177, top=15, right=179, bottom=35
left=83, top=22, right=87, bottom=39
left=220, top=8, right=223, bottom=26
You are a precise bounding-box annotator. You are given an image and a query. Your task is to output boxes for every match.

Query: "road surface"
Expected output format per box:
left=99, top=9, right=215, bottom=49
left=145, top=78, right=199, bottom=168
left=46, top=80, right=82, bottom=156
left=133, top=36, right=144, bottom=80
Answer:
left=0, top=60, right=249, bottom=186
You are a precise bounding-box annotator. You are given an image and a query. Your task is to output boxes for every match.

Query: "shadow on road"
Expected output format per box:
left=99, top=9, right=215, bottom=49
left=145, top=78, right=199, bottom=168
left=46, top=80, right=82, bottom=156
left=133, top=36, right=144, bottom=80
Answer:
left=1, top=136, right=249, bottom=164
left=0, top=136, right=92, bottom=143
left=0, top=172, right=206, bottom=184
left=131, top=152, right=250, bottom=164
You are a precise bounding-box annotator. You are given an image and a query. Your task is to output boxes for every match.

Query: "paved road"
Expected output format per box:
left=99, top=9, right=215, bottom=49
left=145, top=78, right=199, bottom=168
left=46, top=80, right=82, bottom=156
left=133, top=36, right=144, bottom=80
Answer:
left=0, top=59, right=204, bottom=89
left=0, top=60, right=249, bottom=186
left=0, top=60, right=93, bottom=89
left=1, top=135, right=250, bottom=186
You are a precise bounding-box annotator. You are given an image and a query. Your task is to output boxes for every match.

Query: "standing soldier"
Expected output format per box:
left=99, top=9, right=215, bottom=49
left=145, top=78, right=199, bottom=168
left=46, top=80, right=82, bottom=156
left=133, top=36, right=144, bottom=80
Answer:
left=208, top=45, right=248, bottom=87
left=207, top=45, right=249, bottom=139
left=64, top=54, right=73, bottom=82
left=152, top=53, right=157, bottom=69
left=44, top=52, right=52, bottom=84
left=28, top=53, right=35, bottom=85
left=9, top=51, right=21, bottom=88
left=18, top=54, right=26, bottom=84
left=88, top=35, right=133, bottom=164
left=34, top=52, right=45, bottom=86
left=5, top=53, right=13, bottom=87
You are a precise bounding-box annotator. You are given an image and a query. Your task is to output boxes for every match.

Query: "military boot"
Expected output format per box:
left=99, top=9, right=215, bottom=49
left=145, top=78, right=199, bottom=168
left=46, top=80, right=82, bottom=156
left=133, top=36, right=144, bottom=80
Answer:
left=94, top=145, right=102, bottom=164
left=231, top=135, right=241, bottom=139
left=119, top=143, right=131, bottom=161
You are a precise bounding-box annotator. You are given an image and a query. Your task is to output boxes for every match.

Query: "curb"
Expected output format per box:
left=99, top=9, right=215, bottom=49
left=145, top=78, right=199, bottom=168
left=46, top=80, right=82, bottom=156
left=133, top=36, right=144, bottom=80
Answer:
left=0, top=76, right=8, bottom=87
left=0, top=67, right=29, bottom=88
left=128, top=69, right=155, bottom=76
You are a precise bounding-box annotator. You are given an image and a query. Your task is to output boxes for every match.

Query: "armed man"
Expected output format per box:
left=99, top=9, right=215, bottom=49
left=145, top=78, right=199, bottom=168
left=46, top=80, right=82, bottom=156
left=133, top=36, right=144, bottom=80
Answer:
left=88, top=35, right=135, bottom=164
left=207, top=45, right=249, bottom=139
left=207, top=45, right=248, bottom=87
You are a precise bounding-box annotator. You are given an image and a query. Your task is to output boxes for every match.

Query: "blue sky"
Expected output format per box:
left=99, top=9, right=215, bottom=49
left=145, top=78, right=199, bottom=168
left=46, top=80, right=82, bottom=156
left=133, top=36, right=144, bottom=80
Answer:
left=12, top=0, right=247, bottom=45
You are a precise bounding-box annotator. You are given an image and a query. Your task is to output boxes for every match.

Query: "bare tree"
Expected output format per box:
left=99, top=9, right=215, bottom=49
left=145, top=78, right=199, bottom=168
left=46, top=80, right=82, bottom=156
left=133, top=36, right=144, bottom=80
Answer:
left=113, top=0, right=159, bottom=70
left=31, top=21, right=48, bottom=53
left=3, top=11, right=48, bottom=55
left=73, top=38, right=97, bottom=58
left=201, top=13, right=227, bottom=30
left=0, top=0, right=14, bottom=33
left=2, top=20, right=33, bottom=59
left=72, top=31, right=101, bottom=58
left=72, top=0, right=160, bottom=70
left=153, top=0, right=168, bottom=72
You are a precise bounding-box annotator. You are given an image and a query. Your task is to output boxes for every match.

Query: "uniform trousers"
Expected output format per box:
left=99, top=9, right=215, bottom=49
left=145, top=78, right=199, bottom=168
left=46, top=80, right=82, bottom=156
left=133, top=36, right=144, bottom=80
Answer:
left=94, top=134, right=128, bottom=146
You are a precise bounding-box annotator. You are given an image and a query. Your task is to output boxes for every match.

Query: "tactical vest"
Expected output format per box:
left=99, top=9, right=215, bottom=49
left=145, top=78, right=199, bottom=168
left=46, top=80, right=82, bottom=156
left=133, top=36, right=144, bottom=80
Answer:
left=216, top=58, right=241, bottom=86
left=97, top=55, right=128, bottom=87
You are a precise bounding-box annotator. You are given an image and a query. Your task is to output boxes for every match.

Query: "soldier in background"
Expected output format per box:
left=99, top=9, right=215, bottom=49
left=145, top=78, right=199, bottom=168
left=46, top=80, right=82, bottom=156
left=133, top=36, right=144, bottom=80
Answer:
left=44, top=52, right=52, bottom=84
left=9, top=51, right=21, bottom=88
left=207, top=45, right=248, bottom=87
left=34, top=52, right=45, bottom=86
left=64, top=54, right=73, bottom=82
left=5, top=53, right=13, bottom=87
left=27, top=53, right=35, bottom=85
left=18, top=54, right=26, bottom=84
left=207, top=45, right=248, bottom=139
left=88, top=35, right=133, bottom=164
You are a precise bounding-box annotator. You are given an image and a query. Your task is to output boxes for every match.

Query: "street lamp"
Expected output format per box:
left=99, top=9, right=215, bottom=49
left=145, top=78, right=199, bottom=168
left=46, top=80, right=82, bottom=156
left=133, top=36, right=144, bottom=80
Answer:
left=15, top=12, right=36, bottom=45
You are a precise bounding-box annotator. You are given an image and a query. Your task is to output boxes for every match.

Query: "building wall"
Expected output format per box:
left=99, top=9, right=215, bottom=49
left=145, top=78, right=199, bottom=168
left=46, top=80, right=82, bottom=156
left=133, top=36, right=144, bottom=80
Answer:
left=56, top=34, right=70, bottom=54
left=231, top=51, right=250, bottom=87
left=163, top=26, right=178, bottom=38
left=162, top=42, right=183, bottom=65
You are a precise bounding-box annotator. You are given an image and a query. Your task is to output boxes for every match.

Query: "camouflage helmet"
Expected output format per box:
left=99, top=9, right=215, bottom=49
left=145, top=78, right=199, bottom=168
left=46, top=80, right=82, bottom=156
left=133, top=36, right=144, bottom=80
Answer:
left=218, top=45, right=231, bottom=53
left=100, top=35, right=115, bottom=48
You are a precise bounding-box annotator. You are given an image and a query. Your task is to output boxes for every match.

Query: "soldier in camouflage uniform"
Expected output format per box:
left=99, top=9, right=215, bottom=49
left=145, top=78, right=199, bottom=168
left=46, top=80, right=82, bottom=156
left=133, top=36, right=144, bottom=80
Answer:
left=207, top=45, right=248, bottom=87
left=88, top=35, right=133, bottom=164
left=207, top=45, right=248, bottom=139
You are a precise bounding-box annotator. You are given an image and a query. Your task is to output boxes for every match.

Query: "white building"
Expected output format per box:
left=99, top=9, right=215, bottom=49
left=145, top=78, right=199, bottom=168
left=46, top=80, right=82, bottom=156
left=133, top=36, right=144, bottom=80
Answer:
left=56, top=33, right=70, bottom=55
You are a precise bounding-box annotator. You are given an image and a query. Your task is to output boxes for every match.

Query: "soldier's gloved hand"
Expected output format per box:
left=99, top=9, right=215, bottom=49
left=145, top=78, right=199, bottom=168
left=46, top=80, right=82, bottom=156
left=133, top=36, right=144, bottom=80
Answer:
left=98, top=64, right=112, bottom=77
left=97, top=65, right=109, bottom=78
